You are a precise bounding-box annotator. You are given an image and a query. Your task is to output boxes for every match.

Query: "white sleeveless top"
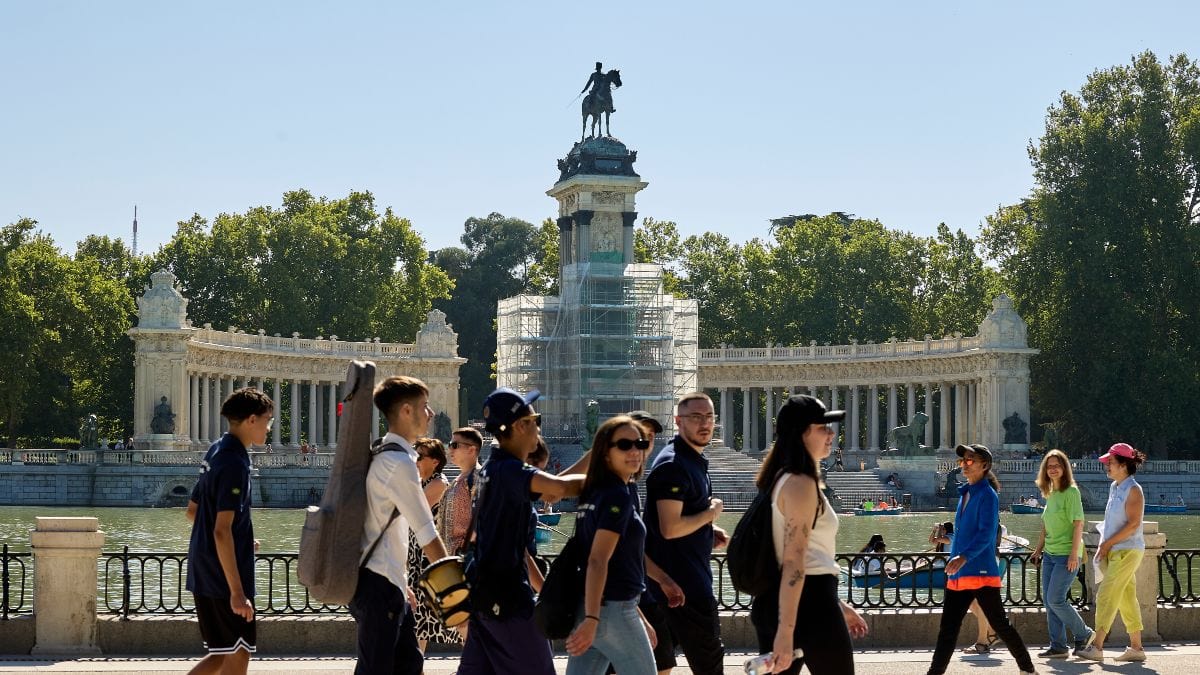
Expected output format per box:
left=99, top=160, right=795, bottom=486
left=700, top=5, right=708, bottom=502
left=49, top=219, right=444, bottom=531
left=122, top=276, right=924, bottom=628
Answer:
left=771, top=473, right=840, bottom=576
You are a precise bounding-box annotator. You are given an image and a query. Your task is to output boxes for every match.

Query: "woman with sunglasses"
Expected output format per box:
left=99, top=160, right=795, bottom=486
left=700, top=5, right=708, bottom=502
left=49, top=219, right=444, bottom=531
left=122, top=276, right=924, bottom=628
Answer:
left=752, top=395, right=867, bottom=675
left=927, top=444, right=1035, bottom=675
left=1029, top=449, right=1094, bottom=658
left=565, top=416, right=657, bottom=675
left=438, top=427, right=484, bottom=556
left=407, top=437, right=460, bottom=651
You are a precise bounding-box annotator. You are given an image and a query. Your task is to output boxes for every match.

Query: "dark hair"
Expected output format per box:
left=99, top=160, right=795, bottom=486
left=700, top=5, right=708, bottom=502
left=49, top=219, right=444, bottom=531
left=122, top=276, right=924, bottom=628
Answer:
left=755, top=409, right=826, bottom=520
left=221, top=388, right=274, bottom=422
left=528, top=436, right=549, bottom=467
left=675, top=392, right=712, bottom=413
left=452, top=427, right=483, bottom=449
left=414, top=437, right=447, bottom=474
left=942, top=521, right=954, bottom=534
left=581, top=416, right=644, bottom=497
left=1111, top=451, right=1146, bottom=474
left=373, top=376, right=429, bottom=421
left=860, top=533, right=885, bottom=553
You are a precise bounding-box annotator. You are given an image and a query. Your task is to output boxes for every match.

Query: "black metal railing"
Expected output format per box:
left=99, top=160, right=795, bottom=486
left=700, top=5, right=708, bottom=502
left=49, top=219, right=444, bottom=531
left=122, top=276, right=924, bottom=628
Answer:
left=2, top=544, right=33, bottom=619
left=1158, top=549, right=1200, bottom=604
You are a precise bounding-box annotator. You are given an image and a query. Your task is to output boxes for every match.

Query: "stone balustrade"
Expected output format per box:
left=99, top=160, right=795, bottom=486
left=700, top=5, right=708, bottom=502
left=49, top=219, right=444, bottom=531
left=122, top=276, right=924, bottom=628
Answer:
left=700, top=334, right=981, bottom=362
left=1, top=449, right=334, bottom=469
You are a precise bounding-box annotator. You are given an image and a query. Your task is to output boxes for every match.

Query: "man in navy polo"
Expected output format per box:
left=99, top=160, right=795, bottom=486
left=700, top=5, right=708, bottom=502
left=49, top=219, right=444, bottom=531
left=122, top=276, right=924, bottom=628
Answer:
left=185, top=387, right=273, bottom=675
left=458, top=388, right=585, bottom=675
left=644, top=392, right=727, bottom=675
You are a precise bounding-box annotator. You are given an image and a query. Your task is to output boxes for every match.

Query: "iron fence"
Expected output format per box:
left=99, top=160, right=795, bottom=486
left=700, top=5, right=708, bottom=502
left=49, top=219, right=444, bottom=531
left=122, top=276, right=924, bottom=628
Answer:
left=1159, top=549, right=1200, bottom=604
left=1, top=544, right=32, bottom=619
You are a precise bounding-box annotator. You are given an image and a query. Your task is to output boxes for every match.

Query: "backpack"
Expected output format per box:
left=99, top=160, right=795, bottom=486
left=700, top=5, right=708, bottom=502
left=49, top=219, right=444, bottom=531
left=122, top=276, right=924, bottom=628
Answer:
left=727, top=476, right=782, bottom=597
left=297, top=360, right=377, bottom=605
left=533, top=523, right=587, bottom=639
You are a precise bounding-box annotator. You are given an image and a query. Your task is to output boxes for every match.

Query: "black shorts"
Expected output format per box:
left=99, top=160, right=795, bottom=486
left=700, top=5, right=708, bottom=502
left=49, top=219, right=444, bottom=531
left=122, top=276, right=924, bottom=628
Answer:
left=195, top=594, right=257, bottom=654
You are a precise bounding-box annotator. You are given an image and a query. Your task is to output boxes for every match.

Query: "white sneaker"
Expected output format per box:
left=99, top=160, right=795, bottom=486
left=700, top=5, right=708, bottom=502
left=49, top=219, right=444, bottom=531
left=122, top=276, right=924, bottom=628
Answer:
left=1075, top=644, right=1104, bottom=661
left=1114, top=648, right=1146, bottom=662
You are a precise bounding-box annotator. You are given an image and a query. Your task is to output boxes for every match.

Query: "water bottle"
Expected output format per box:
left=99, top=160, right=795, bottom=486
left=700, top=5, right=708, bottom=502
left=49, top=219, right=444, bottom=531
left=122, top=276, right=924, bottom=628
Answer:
left=744, top=648, right=804, bottom=674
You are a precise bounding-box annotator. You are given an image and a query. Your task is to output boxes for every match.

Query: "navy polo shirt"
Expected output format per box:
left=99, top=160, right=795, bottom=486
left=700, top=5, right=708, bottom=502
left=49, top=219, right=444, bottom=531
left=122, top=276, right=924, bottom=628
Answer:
left=576, top=477, right=646, bottom=602
left=186, top=433, right=255, bottom=598
left=644, top=435, right=714, bottom=604
left=470, top=445, right=539, bottom=617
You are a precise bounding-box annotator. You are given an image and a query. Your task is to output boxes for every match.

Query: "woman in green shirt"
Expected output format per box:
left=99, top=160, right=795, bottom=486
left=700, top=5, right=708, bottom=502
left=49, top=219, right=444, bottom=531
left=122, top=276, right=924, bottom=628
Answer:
left=1029, top=449, right=1094, bottom=658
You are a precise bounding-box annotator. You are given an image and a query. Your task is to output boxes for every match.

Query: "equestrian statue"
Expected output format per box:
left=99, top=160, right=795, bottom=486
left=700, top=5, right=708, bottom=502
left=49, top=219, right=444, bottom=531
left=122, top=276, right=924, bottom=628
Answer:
left=580, top=62, right=623, bottom=140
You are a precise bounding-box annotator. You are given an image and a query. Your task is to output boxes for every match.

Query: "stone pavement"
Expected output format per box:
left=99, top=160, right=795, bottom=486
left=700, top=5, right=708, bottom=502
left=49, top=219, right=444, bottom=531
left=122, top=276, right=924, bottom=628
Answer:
left=0, top=646, right=1195, bottom=674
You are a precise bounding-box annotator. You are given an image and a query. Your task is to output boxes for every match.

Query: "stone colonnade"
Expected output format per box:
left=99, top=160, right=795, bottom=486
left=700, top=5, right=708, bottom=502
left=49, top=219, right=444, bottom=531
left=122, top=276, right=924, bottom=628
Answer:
left=698, top=296, right=1036, bottom=455
left=129, top=270, right=465, bottom=451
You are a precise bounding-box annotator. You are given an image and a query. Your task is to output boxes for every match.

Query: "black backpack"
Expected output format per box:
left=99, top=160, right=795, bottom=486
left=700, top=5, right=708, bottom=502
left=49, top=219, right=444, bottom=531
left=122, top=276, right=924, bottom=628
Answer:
left=727, top=484, right=781, bottom=597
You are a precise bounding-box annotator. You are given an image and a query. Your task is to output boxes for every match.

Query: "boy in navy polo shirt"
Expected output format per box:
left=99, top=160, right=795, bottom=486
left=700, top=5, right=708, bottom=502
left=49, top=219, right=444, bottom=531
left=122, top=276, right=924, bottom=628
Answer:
left=644, top=392, right=727, bottom=675
left=185, top=387, right=273, bottom=675
left=458, top=388, right=585, bottom=675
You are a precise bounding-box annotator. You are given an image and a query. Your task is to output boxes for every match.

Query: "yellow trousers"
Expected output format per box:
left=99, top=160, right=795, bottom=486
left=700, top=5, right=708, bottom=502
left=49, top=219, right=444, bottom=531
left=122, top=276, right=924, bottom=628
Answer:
left=1095, top=548, right=1144, bottom=633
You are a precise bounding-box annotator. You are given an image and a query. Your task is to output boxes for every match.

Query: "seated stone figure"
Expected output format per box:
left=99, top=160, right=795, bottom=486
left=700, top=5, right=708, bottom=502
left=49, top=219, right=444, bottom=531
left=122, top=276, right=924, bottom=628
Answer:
left=884, top=412, right=933, bottom=456
left=151, top=396, right=175, bottom=434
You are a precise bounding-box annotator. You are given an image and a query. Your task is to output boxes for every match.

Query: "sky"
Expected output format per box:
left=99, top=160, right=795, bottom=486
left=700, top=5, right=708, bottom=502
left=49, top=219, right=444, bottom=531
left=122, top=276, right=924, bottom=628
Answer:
left=3, top=1, right=1198, bottom=257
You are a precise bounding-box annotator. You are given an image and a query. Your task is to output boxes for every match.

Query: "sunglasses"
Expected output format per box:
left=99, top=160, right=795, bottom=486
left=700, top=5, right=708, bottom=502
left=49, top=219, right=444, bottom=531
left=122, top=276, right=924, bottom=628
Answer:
left=612, top=438, right=651, bottom=451
left=957, top=457, right=976, bottom=467
left=517, top=414, right=542, bottom=428
left=449, top=441, right=478, bottom=450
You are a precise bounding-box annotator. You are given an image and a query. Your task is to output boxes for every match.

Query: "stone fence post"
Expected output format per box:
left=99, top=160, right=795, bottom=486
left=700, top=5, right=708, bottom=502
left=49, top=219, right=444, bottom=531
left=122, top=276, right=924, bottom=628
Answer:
left=1082, top=520, right=1166, bottom=643
left=31, top=517, right=105, bottom=655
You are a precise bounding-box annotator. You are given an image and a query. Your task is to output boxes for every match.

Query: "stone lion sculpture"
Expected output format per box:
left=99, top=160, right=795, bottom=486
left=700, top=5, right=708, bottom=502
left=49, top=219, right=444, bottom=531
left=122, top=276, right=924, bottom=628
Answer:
left=885, top=412, right=933, bottom=456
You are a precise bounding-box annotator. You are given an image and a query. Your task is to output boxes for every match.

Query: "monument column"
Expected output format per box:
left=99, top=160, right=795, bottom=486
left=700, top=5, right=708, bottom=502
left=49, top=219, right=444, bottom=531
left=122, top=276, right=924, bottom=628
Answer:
left=290, top=380, right=301, bottom=446
left=189, top=374, right=199, bottom=442
left=867, top=384, right=879, bottom=451
left=200, top=374, right=211, bottom=443
left=848, top=386, right=861, bottom=452
left=557, top=216, right=574, bottom=266
left=924, top=383, right=935, bottom=447
left=887, top=384, right=898, bottom=437
left=906, top=383, right=916, bottom=426
left=271, top=379, right=282, bottom=446
left=940, top=382, right=952, bottom=450
left=308, top=381, right=318, bottom=447
left=955, top=382, right=968, bottom=446
left=574, top=210, right=594, bottom=264
left=327, top=383, right=338, bottom=447
left=967, top=381, right=977, bottom=443
left=127, top=269, right=194, bottom=450
left=742, top=388, right=751, bottom=453
left=764, top=387, right=775, bottom=444
left=621, top=211, right=637, bottom=264
left=830, top=386, right=841, bottom=451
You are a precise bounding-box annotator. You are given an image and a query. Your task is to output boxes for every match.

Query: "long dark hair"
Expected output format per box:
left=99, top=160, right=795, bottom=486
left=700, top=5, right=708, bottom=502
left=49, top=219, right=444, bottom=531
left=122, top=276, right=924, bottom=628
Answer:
left=581, top=416, right=644, bottom=498
left=755, top=414, right=825, bottom=518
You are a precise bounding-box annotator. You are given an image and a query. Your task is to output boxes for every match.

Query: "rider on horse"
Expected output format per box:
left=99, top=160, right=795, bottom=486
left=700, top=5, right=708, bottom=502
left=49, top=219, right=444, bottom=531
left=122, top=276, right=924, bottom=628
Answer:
left=580, top=61, right=615, bottom=112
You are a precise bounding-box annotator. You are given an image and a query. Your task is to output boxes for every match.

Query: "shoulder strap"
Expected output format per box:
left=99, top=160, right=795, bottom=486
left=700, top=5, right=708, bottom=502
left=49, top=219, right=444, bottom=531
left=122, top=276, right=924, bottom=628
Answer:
left=461, top=465, right=485, bottom=555
left=360, top=441, right=407, bottom=567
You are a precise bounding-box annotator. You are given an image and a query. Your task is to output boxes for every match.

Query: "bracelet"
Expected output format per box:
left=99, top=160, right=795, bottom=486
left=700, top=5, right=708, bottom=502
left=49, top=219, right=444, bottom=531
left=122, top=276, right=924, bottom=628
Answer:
left=584, top=614, right=600, bottom=622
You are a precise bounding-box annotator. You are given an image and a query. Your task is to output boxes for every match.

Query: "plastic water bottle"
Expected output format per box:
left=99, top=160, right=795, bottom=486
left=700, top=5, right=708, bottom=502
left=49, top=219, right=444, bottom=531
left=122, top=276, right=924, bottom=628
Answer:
left=744, top=649, right=804, bottom=674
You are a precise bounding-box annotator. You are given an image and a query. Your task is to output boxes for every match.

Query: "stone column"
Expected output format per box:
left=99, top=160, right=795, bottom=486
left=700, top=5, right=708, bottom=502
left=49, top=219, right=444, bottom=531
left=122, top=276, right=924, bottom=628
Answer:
left=749, top=388, right=759, bottom=451
left=887, top=384, right=898, bottom=437
left=849, top=386, right=861, bottom=452
left=574, top=210, right=594, bottom=264
left=290, top=381, right=300, bottom=446
left=940, top=382, right=952, bottom=450
left=31, top=517, right=104, bottom=655
left=967, top=381, right=977, bottom=443
left=830, top=386, right=841, bottom=452
left=221, top=377, right=232, bottom=433
left=621, top=211, right=637, bottom=264
left=271, top=379, right=282, bottom=446
left=906, top=383, right=916, bottom=426
left=924, top=383, right=935, bottom=447
left=327, top=382, right=338, bottom=447
left=308, top=381, right=318, bottom=447
left=189, top=374, right=199, bottom=442
left=742, top=388, right=751, bottom=453
left=557, top=216, right=573, bottom=266
left=867, top=384, right=879, bottom=451
left=764, top=387, right=775, bottom=445
left=1083, top=521, right=1167, bottom=642
left=955, top=382, right=968, bottom=446
left=719, top=387, right=731, bottom=446
left=199, top=374, right=210, bottom=442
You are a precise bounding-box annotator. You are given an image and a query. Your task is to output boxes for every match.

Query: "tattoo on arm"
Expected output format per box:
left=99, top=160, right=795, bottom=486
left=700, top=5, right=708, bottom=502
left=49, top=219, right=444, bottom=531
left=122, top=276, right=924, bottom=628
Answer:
left=787, top=569, right=805, bottom=587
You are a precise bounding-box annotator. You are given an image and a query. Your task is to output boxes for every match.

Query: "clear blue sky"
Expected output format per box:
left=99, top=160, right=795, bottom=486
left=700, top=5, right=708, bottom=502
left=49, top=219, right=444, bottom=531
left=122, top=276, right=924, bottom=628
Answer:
left=3, top=1, right=1196, bottom=256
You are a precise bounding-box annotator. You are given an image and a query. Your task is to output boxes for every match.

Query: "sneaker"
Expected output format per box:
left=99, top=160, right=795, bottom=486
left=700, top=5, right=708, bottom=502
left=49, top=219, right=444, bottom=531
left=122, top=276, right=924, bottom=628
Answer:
left=1075, top=644, right=1104, bottom=661
left=1073, top=629, right=1096, bottom=655
left=1037, top=647, right=1070, bottom=658
left=961, top=642, right=990, bottom=654
left=1114, top=648, right=1146, bottom=662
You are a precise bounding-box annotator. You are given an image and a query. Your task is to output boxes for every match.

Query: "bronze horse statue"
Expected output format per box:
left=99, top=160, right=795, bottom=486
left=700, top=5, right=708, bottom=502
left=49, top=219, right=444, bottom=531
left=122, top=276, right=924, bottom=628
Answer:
left=582, top=69, right=622, bottom=140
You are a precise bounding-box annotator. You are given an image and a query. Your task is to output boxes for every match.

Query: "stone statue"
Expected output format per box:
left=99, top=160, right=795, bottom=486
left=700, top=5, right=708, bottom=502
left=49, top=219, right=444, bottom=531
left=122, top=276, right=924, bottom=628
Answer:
left=1041, top=423, right=1061, bottom=452
left=584, top=399, right=601, bottom=450
left=79, top=414, right=99, bottom=449
left=151, top=396, right=176, bottom=435
left=884, top=412, right=933, bottom=456
left=941, top=466, right=963, bottom=495
left=581, top=62, right=622, bottom=140
left=432, top=411, right=453, bottom=443
left=1003, top=412, right=1028, bottom=445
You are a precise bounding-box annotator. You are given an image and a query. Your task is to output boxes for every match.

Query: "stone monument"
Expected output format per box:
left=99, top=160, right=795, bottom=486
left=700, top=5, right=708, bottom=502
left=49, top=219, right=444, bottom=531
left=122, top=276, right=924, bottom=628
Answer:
left=127, top=269, right=195, bottom=451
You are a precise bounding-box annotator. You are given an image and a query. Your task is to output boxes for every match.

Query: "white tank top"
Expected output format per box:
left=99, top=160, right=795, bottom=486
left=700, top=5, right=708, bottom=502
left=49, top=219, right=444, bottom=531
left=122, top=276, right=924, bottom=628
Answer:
left=771, top=473, right=841, bottom=576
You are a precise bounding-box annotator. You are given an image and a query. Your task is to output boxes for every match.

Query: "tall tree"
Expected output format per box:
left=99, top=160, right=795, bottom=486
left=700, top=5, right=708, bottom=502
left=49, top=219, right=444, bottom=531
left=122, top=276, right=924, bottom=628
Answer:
left=983, top=51, right=1200, bottom=457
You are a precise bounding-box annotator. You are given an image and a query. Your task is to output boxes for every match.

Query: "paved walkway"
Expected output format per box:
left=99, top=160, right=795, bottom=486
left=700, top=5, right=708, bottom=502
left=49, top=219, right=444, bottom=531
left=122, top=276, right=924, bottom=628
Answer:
left=0, top=645, right=1193, bottom=674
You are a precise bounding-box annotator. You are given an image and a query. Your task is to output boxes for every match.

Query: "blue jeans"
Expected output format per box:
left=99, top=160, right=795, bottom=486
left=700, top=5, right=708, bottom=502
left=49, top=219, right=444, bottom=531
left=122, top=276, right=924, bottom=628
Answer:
left=1041, top=553, right=1092, bottom=649
left=565, top=598, right=656, bottom=675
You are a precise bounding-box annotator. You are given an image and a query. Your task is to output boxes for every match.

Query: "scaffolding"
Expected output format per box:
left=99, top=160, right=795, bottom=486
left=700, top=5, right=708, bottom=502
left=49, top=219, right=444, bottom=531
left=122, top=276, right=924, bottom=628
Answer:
left=495, top=263, right=696, bottom=441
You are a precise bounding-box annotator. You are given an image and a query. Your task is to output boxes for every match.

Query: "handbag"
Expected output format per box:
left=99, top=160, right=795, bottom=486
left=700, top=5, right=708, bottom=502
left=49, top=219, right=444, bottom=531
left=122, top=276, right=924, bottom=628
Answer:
left=533, top=531, right=587, bottom=639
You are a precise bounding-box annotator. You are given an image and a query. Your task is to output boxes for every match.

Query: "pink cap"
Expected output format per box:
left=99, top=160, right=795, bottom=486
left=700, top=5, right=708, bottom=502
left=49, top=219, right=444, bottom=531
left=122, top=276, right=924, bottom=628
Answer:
left=1099, top=442, right=1136, bottom=463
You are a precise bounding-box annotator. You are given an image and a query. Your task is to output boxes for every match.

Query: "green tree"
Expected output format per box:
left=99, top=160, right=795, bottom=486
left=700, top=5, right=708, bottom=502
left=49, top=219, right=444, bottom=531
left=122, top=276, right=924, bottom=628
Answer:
left=634, top=217, right=685, bottom=295
left=983, top=51, right=1200, bottom=457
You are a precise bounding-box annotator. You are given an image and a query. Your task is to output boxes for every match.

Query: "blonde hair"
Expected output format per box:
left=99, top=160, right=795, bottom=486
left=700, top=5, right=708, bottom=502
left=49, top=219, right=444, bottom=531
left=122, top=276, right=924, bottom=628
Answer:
left=1035, top=449, right=1075, bottom=498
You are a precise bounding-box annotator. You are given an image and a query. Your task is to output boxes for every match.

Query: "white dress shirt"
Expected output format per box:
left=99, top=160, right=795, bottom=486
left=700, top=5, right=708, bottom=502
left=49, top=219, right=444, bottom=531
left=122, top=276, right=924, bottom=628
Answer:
left=359, top=432, right=439, bottom=590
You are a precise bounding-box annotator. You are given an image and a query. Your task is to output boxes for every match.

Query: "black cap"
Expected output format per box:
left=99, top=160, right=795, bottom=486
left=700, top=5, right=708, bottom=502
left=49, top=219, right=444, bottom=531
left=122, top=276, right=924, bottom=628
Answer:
left=955, top=443, right=993, bottom=465
left=776, top=394, right=845, bottom=430
left=482, top=388, right=540, bottom=433
left=627, top=410, right=664, bottom=433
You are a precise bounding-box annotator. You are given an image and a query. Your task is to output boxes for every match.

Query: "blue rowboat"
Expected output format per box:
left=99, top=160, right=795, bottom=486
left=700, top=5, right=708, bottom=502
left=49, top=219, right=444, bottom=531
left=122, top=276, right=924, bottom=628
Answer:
left=537, top=512, right=562, bottom=526
left=852, top=507, right=905, bottom=516
left=1145, top=504, right=1187, bottom=514
left=1010, top=503, right=1044, bottom=514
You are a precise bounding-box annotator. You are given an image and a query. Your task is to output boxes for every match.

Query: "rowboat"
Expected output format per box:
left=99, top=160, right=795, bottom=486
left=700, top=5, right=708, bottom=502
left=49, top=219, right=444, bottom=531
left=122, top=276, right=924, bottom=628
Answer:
left=537, top=512, right=562, bottom=526
left=853, top=507, right=905, bottom=516
left=1010, top=503, right=1044, bottom=514
left=849, top=557, right=1013, bottom=589
left=1145, top=504, right=1187, bottom=514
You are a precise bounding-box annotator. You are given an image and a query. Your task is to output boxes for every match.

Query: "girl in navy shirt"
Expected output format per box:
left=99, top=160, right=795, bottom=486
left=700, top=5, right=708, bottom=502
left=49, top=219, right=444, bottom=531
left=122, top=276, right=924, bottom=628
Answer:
left=565, top=416, right=657, bottom=675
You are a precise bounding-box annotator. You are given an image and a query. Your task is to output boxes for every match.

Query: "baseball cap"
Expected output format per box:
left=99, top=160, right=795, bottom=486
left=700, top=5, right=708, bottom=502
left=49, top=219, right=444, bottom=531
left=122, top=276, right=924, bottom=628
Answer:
left=1100, top=442, right=1136, bottom=463
left=776, top=394, right=845, bottom=430
left=482, top=388, right=540, bottom=433
left=956, top=443, right=993, bottom=465
left=627, top=410, right=664, bottom=433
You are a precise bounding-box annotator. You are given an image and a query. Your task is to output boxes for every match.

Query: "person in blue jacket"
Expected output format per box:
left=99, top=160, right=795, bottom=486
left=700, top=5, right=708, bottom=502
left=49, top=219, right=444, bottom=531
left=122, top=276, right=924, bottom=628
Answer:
left=927, top=444, right=1036, bottom=675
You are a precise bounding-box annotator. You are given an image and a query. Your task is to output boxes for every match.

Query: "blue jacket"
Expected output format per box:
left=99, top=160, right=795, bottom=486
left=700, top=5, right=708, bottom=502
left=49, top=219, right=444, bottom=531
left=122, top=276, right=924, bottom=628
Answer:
left=947, top=479, right=1001, bottom=589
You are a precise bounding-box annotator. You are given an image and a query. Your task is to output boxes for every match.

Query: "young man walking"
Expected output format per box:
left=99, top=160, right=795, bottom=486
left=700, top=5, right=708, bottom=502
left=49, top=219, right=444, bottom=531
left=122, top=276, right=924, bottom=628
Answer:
left=458, top=387, right=585, bottom=675
left=644, top=393, right=727, bottom=675
left=186, top=387, right=274, bottom=675
left=351, top=375, right=454, bottom=675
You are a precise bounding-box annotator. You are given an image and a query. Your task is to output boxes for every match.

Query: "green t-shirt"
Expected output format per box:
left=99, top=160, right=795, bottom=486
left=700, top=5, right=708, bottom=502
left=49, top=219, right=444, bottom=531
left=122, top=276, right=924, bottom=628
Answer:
left=1042, top=484, right=1085, bottom=556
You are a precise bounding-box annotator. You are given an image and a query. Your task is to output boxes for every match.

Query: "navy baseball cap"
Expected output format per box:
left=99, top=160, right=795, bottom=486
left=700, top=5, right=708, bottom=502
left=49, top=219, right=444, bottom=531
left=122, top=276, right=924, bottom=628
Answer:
left=482, top=388, right=541, bottom=433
